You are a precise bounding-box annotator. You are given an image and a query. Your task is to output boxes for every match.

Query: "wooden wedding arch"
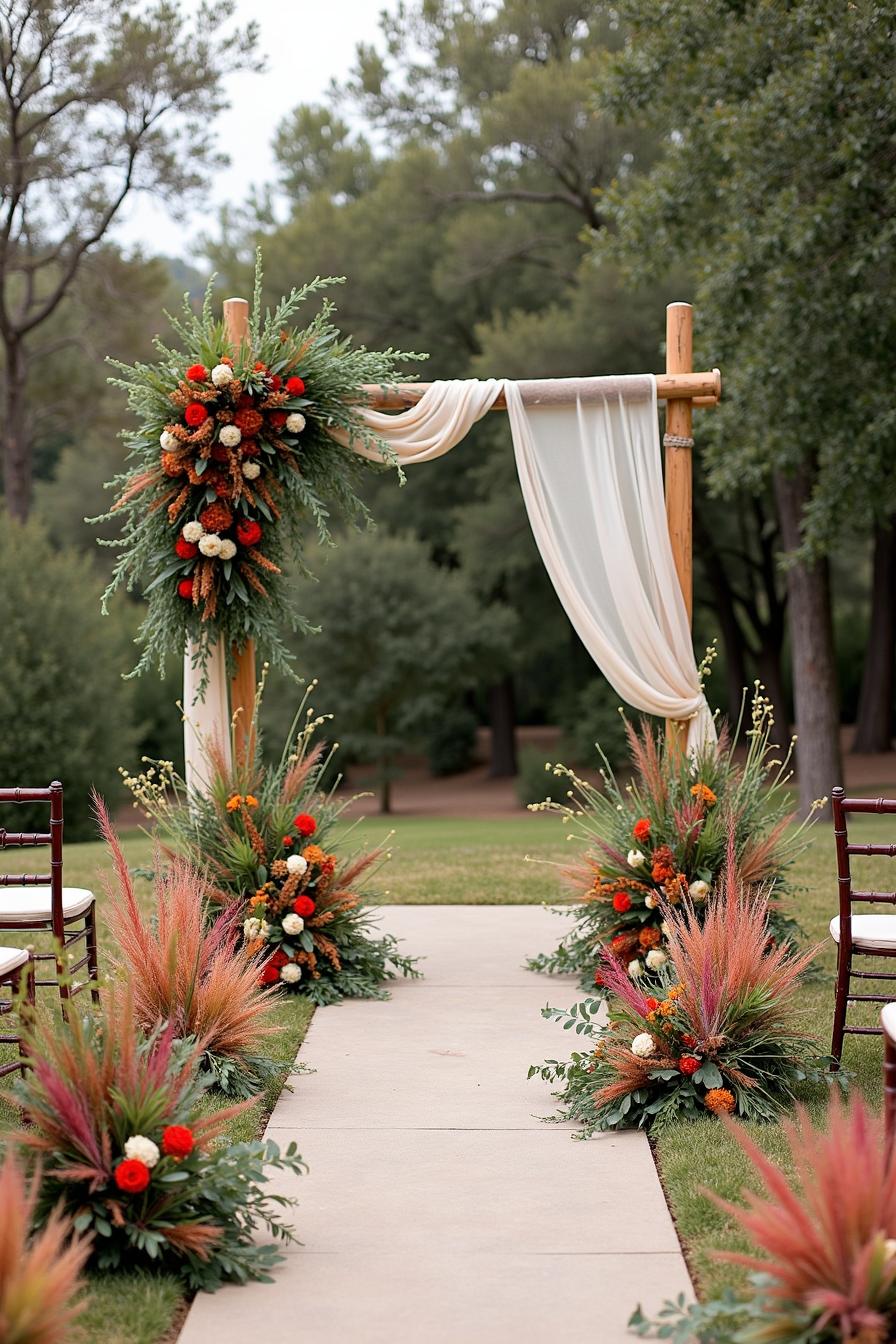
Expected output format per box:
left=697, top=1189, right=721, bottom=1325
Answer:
left=218, top=297, right=721, bottom=757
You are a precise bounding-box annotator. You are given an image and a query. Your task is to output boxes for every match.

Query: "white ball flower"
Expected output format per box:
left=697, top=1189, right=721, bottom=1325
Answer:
left=218, top=424, right=242, bottom=448
left=218, top=539, right=237, bottom=560
left=124, top=1135, right=160, bottom=1168
left=627, top=959, right=644, bottom=979
left=644, top=893, right=659, bottom=910
left=211, top=363, right=233, bottom=387
left=286, top=854, right=308, bottom=876
left=689, top=880, right=710, bottom=902
left=259, top=921, right=271, bottom=939
left=660, top=921, right=670, bottom=936
left=280, top=962, right=302, bottom=984
left=198, top=533, right=223, bottom=557
left=285, top=412, right=306, bottom=433
left=646, top=949, right=667, bottom=971
left=182, top=521, right=204, bottom=543
left=242, top=461, right=261, bottom=480
left=631, top=1032, right=655, bottom=1059
left=282, top=913, right=305, bottom=936
left=243, top=917, right=262, bottom=940
left=160, top=430, right=180, bottom=452
left=627, top=849, right=646, bottom=869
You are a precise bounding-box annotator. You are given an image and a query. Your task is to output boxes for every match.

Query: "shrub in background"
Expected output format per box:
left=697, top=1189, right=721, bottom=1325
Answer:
left=427, top=703, right=478, bottom=777
left=514, top=745, right=569, bottom=807
left=556, top=677, right=632, bottom=772
left=0, top=516, right=137, bottom=839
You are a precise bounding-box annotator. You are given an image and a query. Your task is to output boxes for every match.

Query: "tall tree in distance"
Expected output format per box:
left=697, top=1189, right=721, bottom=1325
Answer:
left=0, top=0, right=259, bottom=519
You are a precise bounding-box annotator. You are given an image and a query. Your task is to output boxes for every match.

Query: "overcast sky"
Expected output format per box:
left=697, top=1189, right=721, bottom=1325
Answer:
left=115, top=0, right=397, bottom=258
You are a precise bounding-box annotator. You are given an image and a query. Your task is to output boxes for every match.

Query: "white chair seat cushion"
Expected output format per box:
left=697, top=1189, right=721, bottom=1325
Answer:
left=881, top=1001, right=896, bottom=1039
left=0, top=946, right=28, bottom=977
left=830, top=913, right=896, bottom=950
left=0, top=886, right=94, bottom=924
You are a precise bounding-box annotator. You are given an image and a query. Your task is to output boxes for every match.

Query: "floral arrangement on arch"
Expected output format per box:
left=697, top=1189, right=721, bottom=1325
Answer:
left=11, top=988, right=305, bottom=1292
left=527, top=686, right=818, bottom=990
left=98, top=254, right=420, bottom=677
left=530, top=857, right=833, bottom=1135
left=123, top=676, right=419, bottom=1006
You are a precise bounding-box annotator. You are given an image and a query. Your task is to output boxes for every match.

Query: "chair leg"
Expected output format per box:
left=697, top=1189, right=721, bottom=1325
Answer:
left=54, top=937, right=71, bottom=1023
left=831, top=943, right=850, bottom=1067
left=85, top=906, right=100, bottom=1004
left=18, top=959, right=34, bottom=1077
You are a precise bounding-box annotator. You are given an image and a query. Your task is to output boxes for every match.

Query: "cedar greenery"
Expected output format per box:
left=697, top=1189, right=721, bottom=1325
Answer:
left=97, top=252, right=421, bottom=678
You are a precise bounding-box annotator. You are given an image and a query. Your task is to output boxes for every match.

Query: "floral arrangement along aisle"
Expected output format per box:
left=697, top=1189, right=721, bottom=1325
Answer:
left=98, top=254, right=419, bottom=677
left=630, top=1096, right=896, bottom=1343
left=123, top=679, right=419, bottom=1005
left=528, top=686, right=817, bottom=989
left=530, top=855, right=831, bottom=1135
left=11, top=989, right=305, bottom=1291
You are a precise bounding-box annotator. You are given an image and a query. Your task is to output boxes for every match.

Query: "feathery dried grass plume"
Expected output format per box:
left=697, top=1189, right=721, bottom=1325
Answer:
left=0, top=1151, right=90, bottom=1344
left=94, top=794, right=278, bottom=1091
left=716, top=1095, right=896, bottom=1342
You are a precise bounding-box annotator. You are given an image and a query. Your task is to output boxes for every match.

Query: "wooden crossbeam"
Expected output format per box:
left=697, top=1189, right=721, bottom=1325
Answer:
left=362, top=366, right=721, bottom=411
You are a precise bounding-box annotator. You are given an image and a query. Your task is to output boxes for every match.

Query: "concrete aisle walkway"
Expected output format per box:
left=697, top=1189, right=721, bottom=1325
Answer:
left=179, top=906, right=693, bottom=1344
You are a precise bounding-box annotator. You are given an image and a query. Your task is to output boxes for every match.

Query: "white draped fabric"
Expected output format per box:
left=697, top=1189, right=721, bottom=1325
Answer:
left=183, top=639, right=232, bottom=793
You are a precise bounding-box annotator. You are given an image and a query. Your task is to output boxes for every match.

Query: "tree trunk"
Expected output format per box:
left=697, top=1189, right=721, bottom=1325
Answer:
left=2, top=338, right=31, bottom=521
left=693, top=505, right=749, bottom=723
left=774, top=469, right=842, bottom=813
left=488, top=675, right=518, bottom=776
left=852, top=517, right=896, bottom=753
left=379, top=771, right=392, bottom=814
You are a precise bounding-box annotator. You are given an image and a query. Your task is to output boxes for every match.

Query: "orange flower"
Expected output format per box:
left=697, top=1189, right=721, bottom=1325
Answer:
left=690, top=782, right=717, bottom=807
left=704, top=1088, right=736, bottom=1115
left=639, top=927, right=661, bottom=949
left=251, top=890, right=268, bottom=906
left=226, top=794, right=242, bottom=812
left=302, top=844, right=328, bottom=866
left=245, top=794, right=258, bottom=808
left=667, top=984, right=684, bottom=1000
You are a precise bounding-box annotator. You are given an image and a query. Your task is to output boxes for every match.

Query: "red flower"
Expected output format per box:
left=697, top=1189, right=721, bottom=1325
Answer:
left=268, top=410, right=288, bottom=429
left=236, top=518, right=262, bottom=547
left=162, top=1125, right=195, bottom=1158
left=254, top=361, right=268, bottom=373
left=678, top=1056, right=700, bottom=1076
left=611, top=934, right=628, bottom=952
left=593, top=970, right=603, bottom=987
left=177, top=578, right=194, bottom=599
left=633, top=817, right=651, bottom=843
left=612, top=891, right=632, bottom=913
left=184, top=402, right=208, bottom=427
left=271, top=948, right=289, bottom=968
left=186, top=363, right=208, bottom=382
left=285, top=375, right=305, bottom=396
left=270, top=374, right=282, bottom=390
left=294, top=813, right=316, bottom=836
left=293, top=895, right=316, bottom=918
left=645, top=997, right=659, bottom=1012
left=234, top=407, right=264, bottom=435
left=175, top=537, right=198, bottom=560
left=114, top=1159, right=150, bottom=1194
left=241, top=439, right=260, bottom=457
left=237, top=393, right=255, bottom=410
left=260, top=962, right=280, bottom=985
left=282, top=835, right=294, bottom=847
left=681, top=1034, right=697, bottom=1048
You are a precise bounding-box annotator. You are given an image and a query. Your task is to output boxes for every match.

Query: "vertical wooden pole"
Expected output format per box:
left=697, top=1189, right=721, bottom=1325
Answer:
left=665, top=302, right=694, bottom=748
left=223, top=297, right=257, bottom=767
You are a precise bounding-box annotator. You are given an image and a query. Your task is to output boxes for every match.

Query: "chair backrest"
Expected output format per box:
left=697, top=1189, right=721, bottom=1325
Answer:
left=0, top=783, right=64, bottom=915
left=832, top=786, right=896, bottom=946
left=882, top=1003, right=896, bottom=1153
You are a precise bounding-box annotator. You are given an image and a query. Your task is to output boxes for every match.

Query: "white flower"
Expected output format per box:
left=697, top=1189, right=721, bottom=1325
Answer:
left=280, top=962, right=302, bottom=984
left=282, top=913, right=304, bottom=936
left=689, top=880, right=710, bottom=902
left=286, top=854, right=308, bottom=876
left=182, top=521, right=204, bottom=543
left=218, top=424, right=241, bottom=448
left=627, top=848, right=646, bottom=869
left=646, top=950, right=667, bottom=971
left=124, top=1135, right=160, bottom=1168
left=885, top=1238, right=896, bottom=1260
left=211, top=363, right=233, bottom=387
left=285, top=412, right=306, bottom=433
left=631, top=1032, right=655, bottom=1058
left=198, top=533, right=222, bottom=557
left=243, top=917, right=262, bottom=940
left=627, top=959, right=644, bottom=979
left=242, top=460, right=261, bottom=479
left=160, top=430, right=179, bottom=452
left=218, top=539, right=237, bottom=560
left=644, top=893, right=659, bottom=910
left=660, top=921, right=670, bottom=936
left=259, top=921, right=271, bottom=939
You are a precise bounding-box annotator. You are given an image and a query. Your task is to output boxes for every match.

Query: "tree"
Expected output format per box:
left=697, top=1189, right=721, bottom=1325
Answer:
left=0, top=0, right=259, bottom=519
left=294, top=531, right=515, bottom=812
left=600, top=0, right=896, bottom=809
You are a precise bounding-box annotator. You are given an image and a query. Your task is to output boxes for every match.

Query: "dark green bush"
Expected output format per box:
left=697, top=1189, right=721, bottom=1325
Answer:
left=514, top=745, right=568, bottom=807
left=557, top=678, right=633, bottom=772
left=427, top=704, right=478, bottom=776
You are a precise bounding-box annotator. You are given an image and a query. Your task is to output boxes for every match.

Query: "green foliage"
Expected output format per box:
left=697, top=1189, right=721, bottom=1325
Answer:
left=556, top=677, right=632, bottom=771
left=426, top=703, right=478, bottom=777
left=0, top=516, right=137, bottom=839
left=514, top=746, right=568, bottom=808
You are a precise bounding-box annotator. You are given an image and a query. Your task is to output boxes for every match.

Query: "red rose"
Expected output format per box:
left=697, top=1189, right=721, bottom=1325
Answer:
left=114, top=1159, right=150, bottom=1194
left=268, top=410, right=288, bottom=429
left=633, top=818, right=651, bottom=843
left=282, top=835, right=294, bottom=847
left=270, top=375, right=282, bottom=390
left=612, top=891, right=632, bottom=913
left=175, top=537, right=198, bottom=559
left=678, top=1056, right=700, bottom=1076
left=285, top=376, right=305, bottom=396
left=293, top=895, right=316, bottom=918
left=162, top=1125, right=194, bottom=1158
left=184, top=402, right=208, bottom=427
left=236, top=519, right=262, bottom=547
left=260, top=962, right=280, bottom=985
left=294, top=813, right=316, bottom=836
left=177, top=578, right=194, bottom=599
left=186, top=363, right=208, bottom=382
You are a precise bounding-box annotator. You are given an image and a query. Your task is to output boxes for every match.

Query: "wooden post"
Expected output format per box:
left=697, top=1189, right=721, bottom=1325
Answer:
left=223, top=297, right=257, bottom=766
left=665, top=302, right=694, bottom=749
